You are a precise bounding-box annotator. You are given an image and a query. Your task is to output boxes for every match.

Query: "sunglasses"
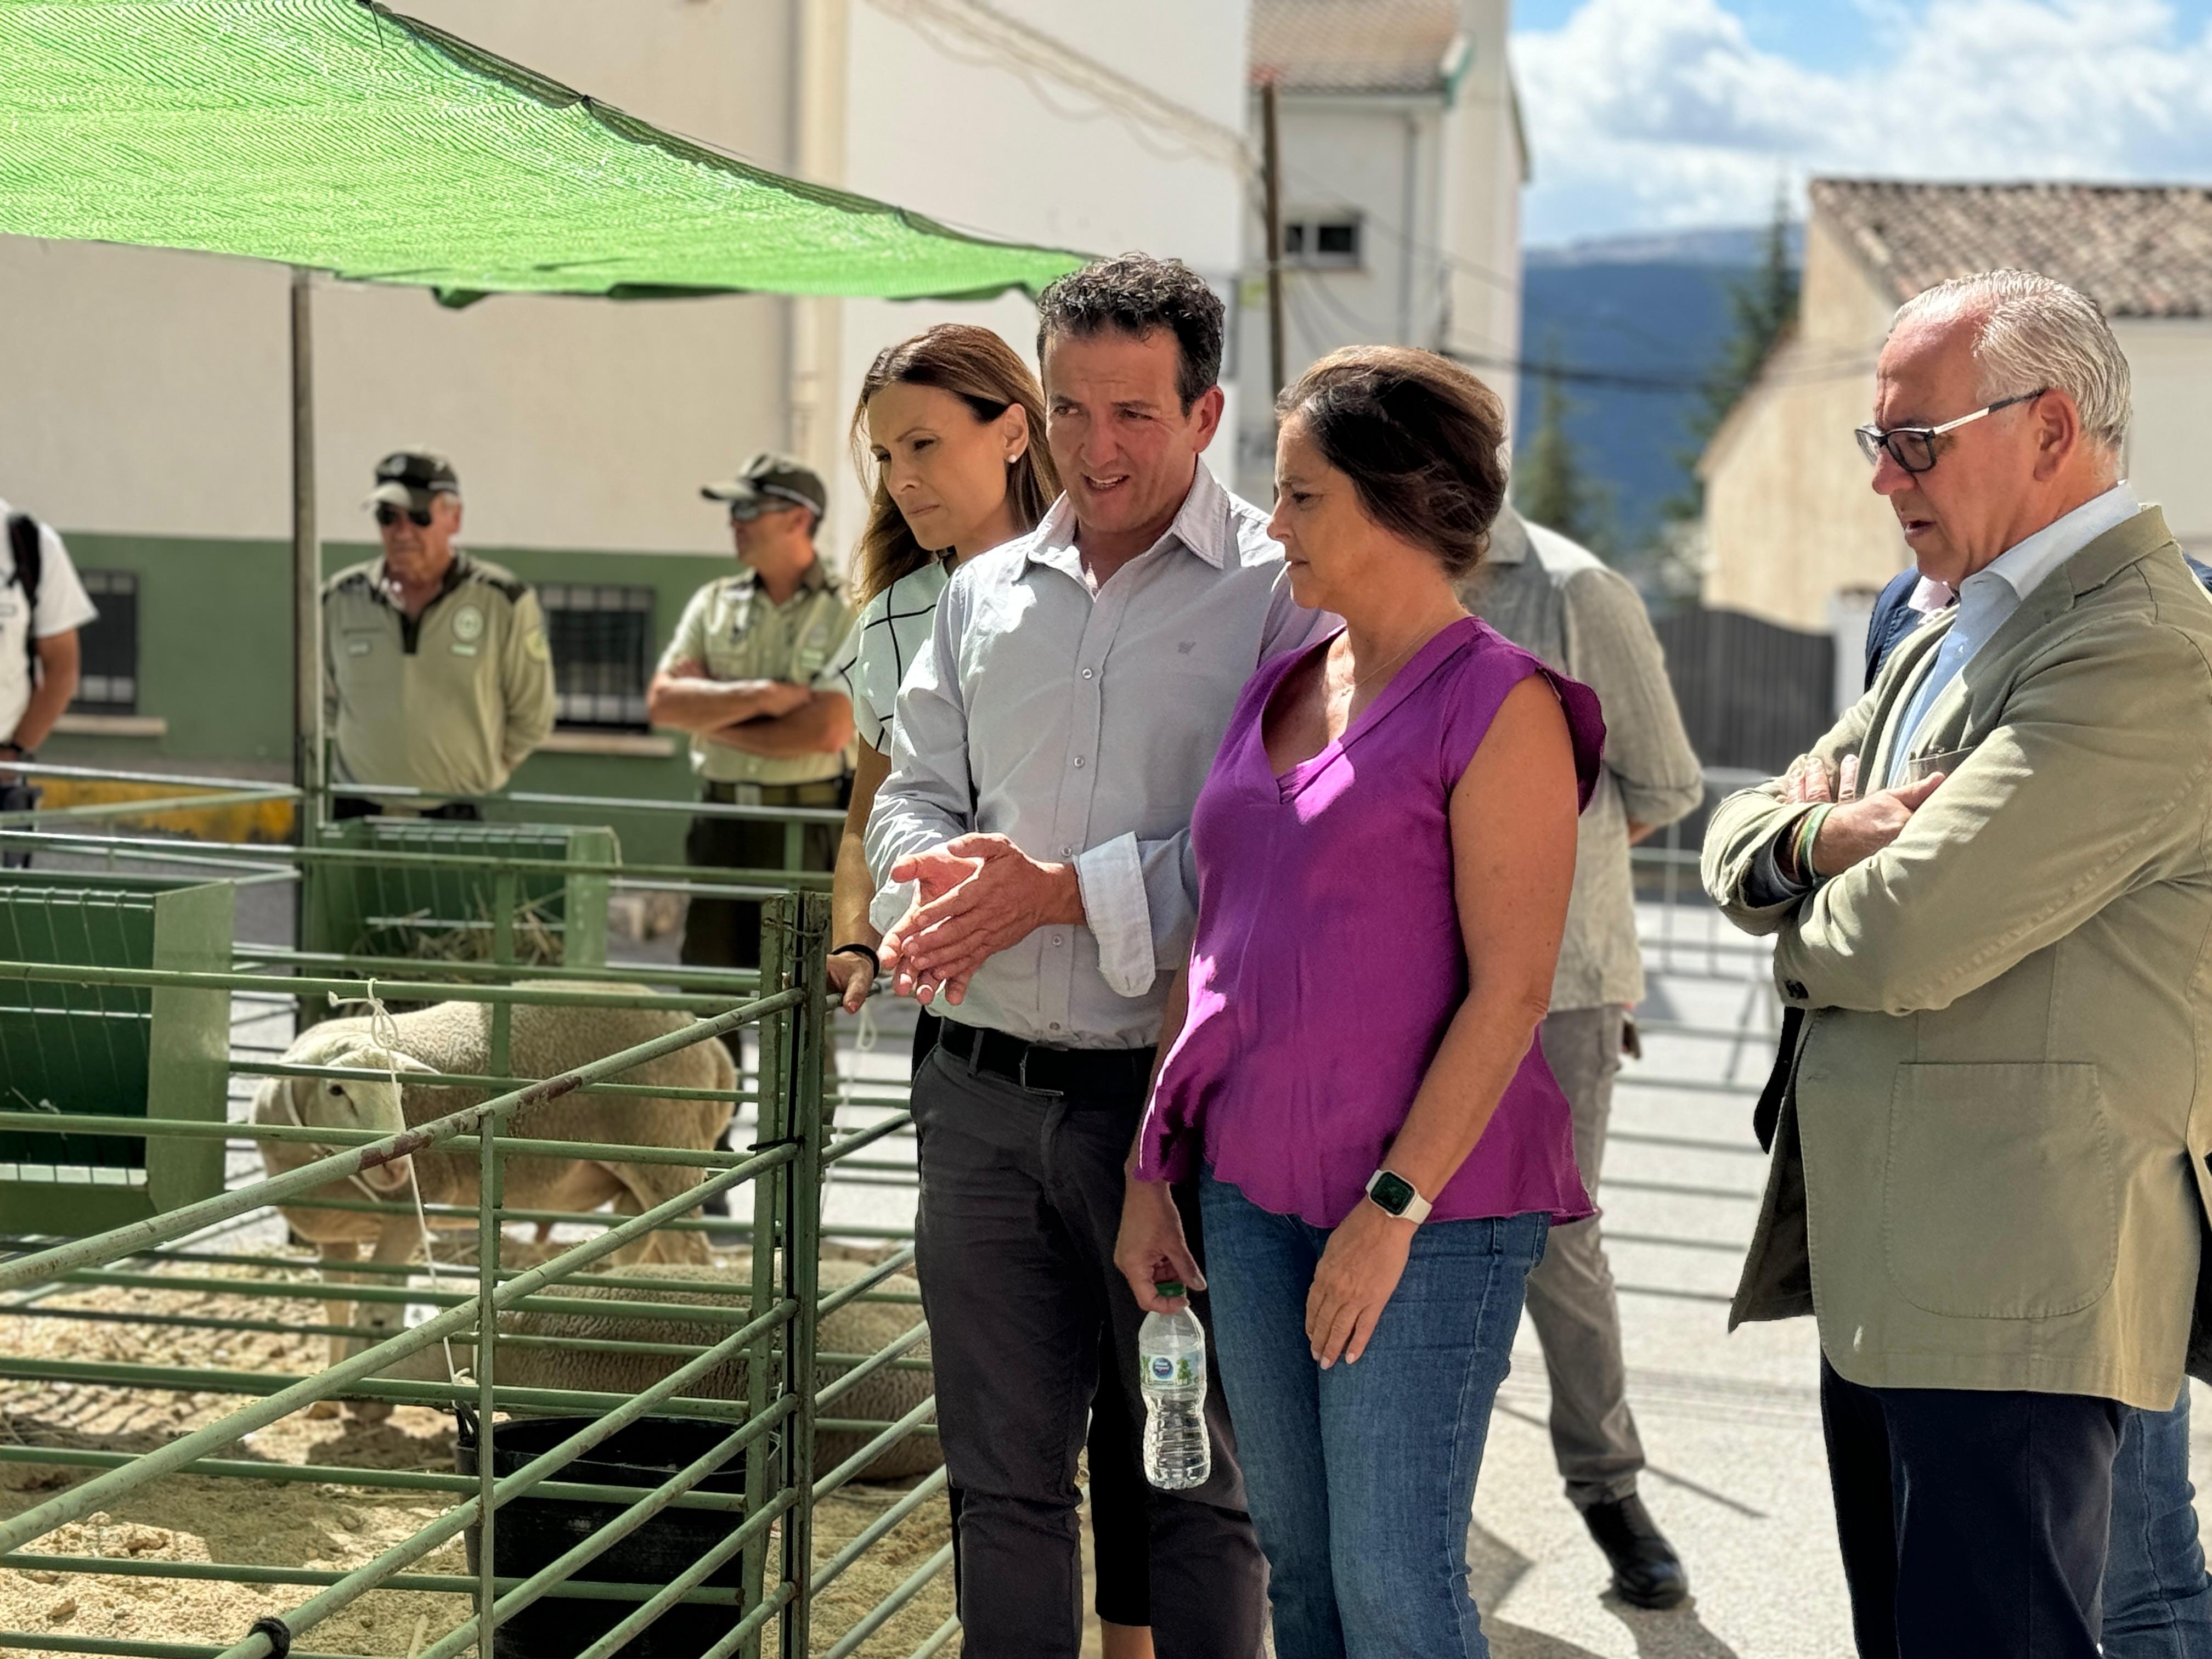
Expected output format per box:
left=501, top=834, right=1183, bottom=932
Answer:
left=375, top=503, right=434, bottom=528
left=1854, top=389, right=2047, bottom=476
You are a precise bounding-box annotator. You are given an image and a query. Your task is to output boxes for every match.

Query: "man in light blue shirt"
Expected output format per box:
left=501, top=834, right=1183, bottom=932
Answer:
left=864, top=256, right=1322, bottom=1659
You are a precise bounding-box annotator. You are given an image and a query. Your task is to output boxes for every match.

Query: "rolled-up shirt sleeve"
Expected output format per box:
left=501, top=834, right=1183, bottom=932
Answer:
left=865, top=584, right=974, bottom=934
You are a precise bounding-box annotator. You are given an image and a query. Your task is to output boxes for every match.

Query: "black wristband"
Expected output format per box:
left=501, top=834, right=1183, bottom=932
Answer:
left=0, top=742, right=29, bottom=762
left=830, top=943, right=881, bottom=976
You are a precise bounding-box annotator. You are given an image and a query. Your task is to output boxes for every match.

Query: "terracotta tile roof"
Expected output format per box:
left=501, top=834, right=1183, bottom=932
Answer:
left=1812, top=177, right=2212, bottom=318
left=1250, top=0, right=1462, bottom=95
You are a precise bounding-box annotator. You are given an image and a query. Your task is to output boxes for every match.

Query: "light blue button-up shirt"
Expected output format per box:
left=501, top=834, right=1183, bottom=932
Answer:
left=1884, top=483, right=2142, bottom=785
left=866, top=462, right=1330, bottom=1048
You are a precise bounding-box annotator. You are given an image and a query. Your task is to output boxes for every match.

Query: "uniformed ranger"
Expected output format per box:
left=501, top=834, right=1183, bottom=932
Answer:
left=323, top=449, right=556, bottom=819
left=648, top=453, right=855, bottom=969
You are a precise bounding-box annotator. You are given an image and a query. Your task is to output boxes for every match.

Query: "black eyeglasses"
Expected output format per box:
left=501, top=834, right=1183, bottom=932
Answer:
left=726, top=501, right=767, bottom=523
left=375, top=503, right=433, bottom=528
left=1854, top=388, right=2048, bottom=475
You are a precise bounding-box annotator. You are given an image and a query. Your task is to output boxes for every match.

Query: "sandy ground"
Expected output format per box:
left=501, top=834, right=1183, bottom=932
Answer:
left=0, top=1265, right=953, bottom=1657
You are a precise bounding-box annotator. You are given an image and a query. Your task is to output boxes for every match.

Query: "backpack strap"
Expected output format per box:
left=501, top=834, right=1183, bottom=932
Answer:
left=6, top=512, right=41, bottom=684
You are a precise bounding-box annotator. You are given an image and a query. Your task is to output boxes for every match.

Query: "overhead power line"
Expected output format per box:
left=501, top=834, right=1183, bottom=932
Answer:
left=865, top=0, right=1257, bottom=178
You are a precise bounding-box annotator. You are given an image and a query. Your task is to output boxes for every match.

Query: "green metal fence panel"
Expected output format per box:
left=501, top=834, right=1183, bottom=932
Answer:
left=0, top=872, right=233, bottom=1234
left=301, top=817, right=614, bottom=968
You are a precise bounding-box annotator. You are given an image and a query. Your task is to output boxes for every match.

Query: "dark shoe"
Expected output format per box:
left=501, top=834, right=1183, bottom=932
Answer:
left=1584, top=1493, right=1689, bottom=1610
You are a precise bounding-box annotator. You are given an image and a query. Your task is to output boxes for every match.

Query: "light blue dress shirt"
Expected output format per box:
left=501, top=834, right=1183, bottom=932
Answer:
left=1884, top=483, right=2142, bottom=785
left=866, top=462, right=1330, bottom=1048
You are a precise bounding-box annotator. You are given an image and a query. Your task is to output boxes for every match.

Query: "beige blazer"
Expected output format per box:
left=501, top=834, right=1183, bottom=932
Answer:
left=1703, top=506, right=2212, bottom=1409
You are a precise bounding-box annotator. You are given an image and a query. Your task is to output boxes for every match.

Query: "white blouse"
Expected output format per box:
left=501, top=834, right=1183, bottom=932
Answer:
left=825, top=556, right=951, bottom=754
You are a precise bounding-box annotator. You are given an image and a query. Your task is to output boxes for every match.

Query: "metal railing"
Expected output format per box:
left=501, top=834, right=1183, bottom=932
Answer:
left=0, top=759, right=1785, bottom=1657
left=0, top=769, right=954, bottom=1657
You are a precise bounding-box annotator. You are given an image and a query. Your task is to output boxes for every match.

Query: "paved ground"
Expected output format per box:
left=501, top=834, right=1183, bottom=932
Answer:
left=814, top=900, right=2212, bottom=1658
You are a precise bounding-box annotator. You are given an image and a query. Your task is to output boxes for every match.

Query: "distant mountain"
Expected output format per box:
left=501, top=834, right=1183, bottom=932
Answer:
left=1525, top=223, right=1805, bottom=270
left=1515, top=224, right=1801, bottom=550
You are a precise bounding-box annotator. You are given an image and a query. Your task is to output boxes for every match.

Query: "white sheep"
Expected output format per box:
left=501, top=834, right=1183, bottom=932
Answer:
left=254, top=987, right=738, bottom=1381
left=375, top=1257, right=939, bottom=1480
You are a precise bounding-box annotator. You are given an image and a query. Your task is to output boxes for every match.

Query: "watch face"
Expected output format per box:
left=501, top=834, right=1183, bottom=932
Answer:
left=1369, top=1170, right=1417, bottom=1216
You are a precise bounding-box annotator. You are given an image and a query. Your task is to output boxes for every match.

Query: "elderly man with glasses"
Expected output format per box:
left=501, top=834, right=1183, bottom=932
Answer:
left=1705, top=269, right=2212, bottom=1659
left=323, top=448, right=556, bottom=820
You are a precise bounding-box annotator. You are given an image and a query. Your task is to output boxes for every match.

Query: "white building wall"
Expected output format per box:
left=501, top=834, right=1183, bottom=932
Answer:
left=0, top=0, right=1258, bottom=565
left=2116, top=317, right=2212, bottom=556
left=1231, top=0, right=1523, bottom=504
left=1231, top=97, right=1448, bottom=500
left=827, top=0, right=1255, bottom=541
left=1438, top=0, right=1523, bottom=436
left=0, top=0, right=799, bottom=556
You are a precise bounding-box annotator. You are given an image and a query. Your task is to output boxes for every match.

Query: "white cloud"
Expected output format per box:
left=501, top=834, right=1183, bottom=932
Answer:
left=1513, top=0, right=2212, bottom=242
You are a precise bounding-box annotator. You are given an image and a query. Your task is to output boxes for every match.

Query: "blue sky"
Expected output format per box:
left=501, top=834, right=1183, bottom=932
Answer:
left=1511, top=0, right=2212, bottom=244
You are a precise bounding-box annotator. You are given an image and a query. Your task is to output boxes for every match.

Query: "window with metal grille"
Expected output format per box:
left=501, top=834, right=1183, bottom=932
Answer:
left=1283, top=215, right=1363, bottom=269
left=538, top=583, right=654, bottom=730
left=70, top=570, right=138, bottom=714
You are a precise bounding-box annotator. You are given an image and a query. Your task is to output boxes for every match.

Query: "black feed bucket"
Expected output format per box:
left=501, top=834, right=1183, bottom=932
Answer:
left=456, top=1412, right=751, bottom=1659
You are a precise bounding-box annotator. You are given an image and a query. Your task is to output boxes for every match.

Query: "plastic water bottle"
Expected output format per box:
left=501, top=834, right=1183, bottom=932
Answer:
left=1139, top=1283, right=1211, bottom=1491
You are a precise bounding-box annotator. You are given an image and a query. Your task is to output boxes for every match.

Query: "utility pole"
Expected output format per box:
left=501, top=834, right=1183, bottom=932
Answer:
left=289, top=268, right=319, bottom=836
left=1261, top=76, right=1286, bottom=405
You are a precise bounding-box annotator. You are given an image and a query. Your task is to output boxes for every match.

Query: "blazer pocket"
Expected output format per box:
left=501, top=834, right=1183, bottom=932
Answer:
left=1882, top=1062, right=2118, bottom=1321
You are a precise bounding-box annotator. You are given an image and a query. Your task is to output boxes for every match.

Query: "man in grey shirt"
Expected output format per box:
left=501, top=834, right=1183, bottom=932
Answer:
left=1462, top=507, right=1705, bottom=1607
left=867, top=256, right=1323, bottom=1659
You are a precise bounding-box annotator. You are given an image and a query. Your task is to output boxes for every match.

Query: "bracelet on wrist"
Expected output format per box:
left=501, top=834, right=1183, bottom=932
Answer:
left=1793, top=804, right=1834, bottom=885
left=829, top=942, right=881, bottom=976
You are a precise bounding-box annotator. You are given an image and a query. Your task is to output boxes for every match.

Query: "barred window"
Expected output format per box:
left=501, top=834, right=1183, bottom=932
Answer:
left=71, top=570, right=138, bottom=714
left=1284, top=215, right=1363, bottom=269
left=539, top=583, right=653, bottom=730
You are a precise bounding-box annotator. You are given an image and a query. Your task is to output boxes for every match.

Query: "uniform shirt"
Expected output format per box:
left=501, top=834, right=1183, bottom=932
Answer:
left=867, top=462, right=1331, bottom=1049
left=1461, top=510, right=1705, bottom=1008
left=0, top=500, right=98, bottom=745
left=825, top=556, right=952, bottom=754
left=322, top=551, right=556, bottom=798
left=657, top=558, right=856, bottom=786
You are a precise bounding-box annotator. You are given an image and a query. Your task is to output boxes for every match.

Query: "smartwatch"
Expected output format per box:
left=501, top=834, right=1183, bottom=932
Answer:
left=1364, top=1168, right=1432, bottom=1225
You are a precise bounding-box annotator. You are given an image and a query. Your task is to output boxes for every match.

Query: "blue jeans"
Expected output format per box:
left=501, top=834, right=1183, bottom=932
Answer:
left=1199, top=1170, right=1547, bottom=1659
left=2106, top=1391, right=2212, bottom=1659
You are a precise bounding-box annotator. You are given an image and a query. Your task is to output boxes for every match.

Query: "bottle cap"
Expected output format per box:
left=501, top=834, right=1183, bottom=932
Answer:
left=1154, top=1281, right=1186, bottom=1298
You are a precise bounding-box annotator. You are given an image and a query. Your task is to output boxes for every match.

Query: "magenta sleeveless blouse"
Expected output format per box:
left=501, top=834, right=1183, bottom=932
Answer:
left=1136, top=617, right=1605, bottom=1228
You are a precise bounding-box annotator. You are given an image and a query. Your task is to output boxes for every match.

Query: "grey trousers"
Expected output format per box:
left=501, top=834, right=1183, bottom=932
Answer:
left=1527, top=1003, right=1647, bottom=1510
left=909, top=1046, right=1267, bottom=1659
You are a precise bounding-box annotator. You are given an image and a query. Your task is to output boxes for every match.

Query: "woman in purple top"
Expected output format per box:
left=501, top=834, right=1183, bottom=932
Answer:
left=1115, top=346, right=1603, bottom=1659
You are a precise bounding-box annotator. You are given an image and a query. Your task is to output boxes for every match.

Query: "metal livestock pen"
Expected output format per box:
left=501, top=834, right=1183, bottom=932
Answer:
left=0, top=768, right=950, bottom=1658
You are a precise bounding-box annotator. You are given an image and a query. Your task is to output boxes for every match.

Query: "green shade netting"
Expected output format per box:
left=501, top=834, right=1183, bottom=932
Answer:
left=0, top=0, right=1087, bottom=303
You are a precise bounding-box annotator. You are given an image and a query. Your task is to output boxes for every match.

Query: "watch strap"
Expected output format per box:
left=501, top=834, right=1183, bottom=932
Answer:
left=1364, top=1167, right=1433, bottom=1225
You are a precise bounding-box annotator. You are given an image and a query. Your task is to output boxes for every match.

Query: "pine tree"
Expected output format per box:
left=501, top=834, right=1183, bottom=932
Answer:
left=1665, top=184, right=1799, bottom=522
left=1514, top=338, right=1610, bottom=550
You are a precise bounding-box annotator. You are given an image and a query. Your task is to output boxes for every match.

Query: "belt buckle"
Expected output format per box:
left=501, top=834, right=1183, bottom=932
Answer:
left=1015, top=1044, right=1064, bottom=1099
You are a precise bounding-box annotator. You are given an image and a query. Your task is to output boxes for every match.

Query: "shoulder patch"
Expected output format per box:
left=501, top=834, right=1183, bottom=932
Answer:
left=467, top=566, right=529, bottom=604
left=324, top=567, right=377, bottom=601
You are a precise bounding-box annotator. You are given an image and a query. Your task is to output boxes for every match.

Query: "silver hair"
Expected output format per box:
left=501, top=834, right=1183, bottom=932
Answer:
left=1890, top=269, right=2130, bottom=452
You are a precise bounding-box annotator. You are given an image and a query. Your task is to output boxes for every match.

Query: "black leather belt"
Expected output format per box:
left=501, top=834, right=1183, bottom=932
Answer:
left=934, top=1019, right=1155, bottom=1104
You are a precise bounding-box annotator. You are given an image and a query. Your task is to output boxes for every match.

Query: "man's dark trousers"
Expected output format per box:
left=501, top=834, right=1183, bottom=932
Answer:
left=909, top=1040, right=1266, bottom=1658
left=679, top=778, right=843, bottom=970
left=1820, top=1358, right=2128, bottom=1658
